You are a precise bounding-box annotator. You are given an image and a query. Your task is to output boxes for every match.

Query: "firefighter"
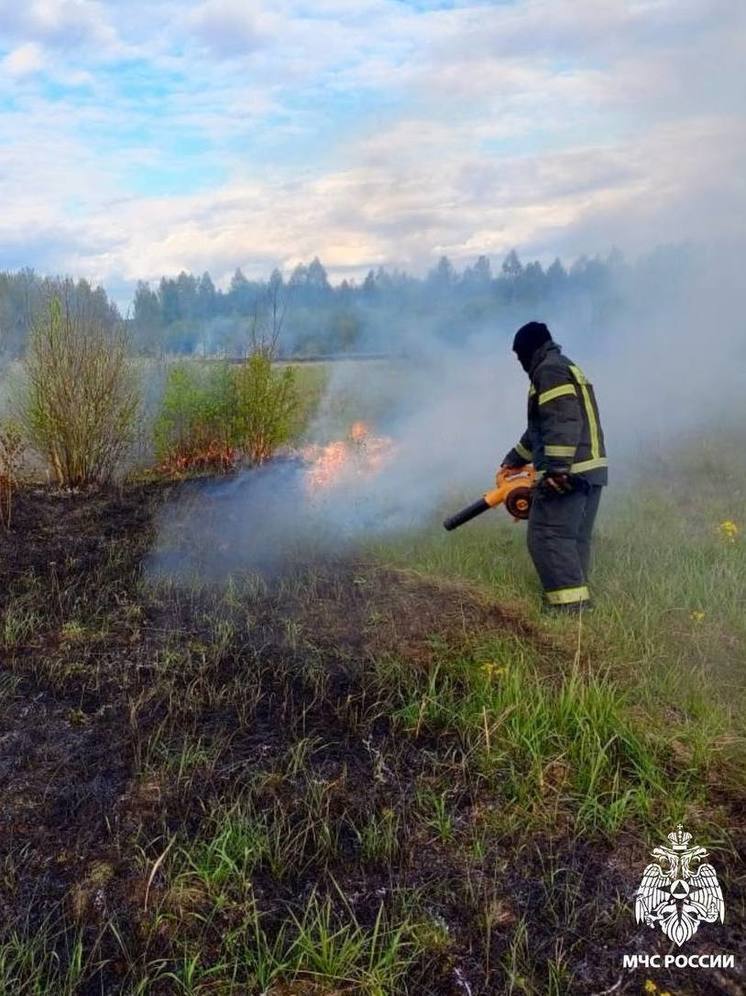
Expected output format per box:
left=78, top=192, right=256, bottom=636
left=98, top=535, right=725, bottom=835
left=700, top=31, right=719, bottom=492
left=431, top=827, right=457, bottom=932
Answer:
left=502, top=322, right=607, bottom=613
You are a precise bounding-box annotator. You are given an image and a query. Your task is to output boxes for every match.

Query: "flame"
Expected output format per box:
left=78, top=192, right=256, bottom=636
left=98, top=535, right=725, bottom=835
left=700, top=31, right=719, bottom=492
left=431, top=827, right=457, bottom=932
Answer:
left=302, top=421, right=394, bottom=492
left=349, top=420, right=368, bottom=442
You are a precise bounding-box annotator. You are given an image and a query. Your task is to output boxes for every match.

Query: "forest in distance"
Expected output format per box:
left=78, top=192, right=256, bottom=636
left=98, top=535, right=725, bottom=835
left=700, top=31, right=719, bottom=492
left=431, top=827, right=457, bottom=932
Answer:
left=0, top=243, right=699, bottom=360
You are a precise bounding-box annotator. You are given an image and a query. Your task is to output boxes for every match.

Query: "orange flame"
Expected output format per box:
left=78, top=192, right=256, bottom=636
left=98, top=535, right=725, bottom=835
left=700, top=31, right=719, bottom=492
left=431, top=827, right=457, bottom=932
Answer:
left=349, top=420, right=368, bottom=442
left=302, top=421, right=394, bottom=492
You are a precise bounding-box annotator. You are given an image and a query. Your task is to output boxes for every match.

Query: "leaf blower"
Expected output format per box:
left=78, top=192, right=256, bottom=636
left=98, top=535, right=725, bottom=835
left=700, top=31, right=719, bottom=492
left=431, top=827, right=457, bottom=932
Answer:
left=443, top=465, right=537, bottom=531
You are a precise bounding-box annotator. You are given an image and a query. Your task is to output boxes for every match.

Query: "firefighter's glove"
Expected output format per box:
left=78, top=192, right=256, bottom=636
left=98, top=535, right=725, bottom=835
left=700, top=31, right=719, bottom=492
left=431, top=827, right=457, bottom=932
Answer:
left=543, top=473, right=573, bottom=494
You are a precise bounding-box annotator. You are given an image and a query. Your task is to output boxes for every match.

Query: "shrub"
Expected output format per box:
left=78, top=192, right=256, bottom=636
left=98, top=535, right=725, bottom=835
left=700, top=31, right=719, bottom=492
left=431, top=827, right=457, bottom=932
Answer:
left=153, top=362, right=236, bottom=473
left=153, top=353, right=298, bottom=473
left=22, top=298, right=139, bottom=488
left=232, top=351, right=298, bottom=465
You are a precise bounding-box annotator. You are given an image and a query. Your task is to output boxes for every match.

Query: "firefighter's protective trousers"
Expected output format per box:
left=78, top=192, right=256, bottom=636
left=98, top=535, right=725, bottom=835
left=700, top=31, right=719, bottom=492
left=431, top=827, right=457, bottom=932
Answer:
left=527, top=480, right=602, bottom=605
left=502, top=341, right=607, bottom=606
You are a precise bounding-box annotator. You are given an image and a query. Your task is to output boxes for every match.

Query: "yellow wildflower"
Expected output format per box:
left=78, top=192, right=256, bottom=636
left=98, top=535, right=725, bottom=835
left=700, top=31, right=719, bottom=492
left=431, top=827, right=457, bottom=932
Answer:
left=481, top=662, right=506, bottom=680
left=718, top=520, right=740, bottom=542
left=690, top=610, right=705, bottom=623
left=644, top=981, right=658, bottom=995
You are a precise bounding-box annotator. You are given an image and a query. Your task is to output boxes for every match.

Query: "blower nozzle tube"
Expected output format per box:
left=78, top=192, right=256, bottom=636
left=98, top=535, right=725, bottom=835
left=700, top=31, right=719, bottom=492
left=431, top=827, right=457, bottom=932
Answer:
left=443, top=497, right=491, bottom=531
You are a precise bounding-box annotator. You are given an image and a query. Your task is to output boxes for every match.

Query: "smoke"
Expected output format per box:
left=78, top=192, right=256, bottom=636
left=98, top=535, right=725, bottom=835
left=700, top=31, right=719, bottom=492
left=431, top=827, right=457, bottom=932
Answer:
left=576, top=247, right=746, bottom=457
left=146, top=245, right=746, bottom=581
left=147, top=462, right=340, bottom=581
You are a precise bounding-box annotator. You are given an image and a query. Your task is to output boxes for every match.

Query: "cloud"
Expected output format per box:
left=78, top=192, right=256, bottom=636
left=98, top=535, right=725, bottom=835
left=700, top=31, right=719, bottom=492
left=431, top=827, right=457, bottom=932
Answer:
left=187, top=0, right=270, bottom=57
left=1, top=42, right=44, bottom=77
left=0, top=0, right=118, bottom=51
left=0, top=0, right=743, bottom=303
left=5, top=109, right=739, bottom=300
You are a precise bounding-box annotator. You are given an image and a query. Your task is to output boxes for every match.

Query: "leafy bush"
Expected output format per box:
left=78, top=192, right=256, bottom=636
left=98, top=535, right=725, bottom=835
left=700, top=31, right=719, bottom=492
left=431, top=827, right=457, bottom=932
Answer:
left=22, top=298, right=139, bottom=488
left=153, top=362, right=236, bottom=472
left=153, top=353, right=298, bottom=472
left=232, top=352, right=297, bottom=465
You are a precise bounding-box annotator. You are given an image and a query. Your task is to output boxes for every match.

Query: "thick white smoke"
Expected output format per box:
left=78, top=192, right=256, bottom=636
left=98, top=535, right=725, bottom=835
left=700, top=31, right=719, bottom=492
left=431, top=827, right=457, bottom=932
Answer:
left=147, top=248, right=746, bottom=579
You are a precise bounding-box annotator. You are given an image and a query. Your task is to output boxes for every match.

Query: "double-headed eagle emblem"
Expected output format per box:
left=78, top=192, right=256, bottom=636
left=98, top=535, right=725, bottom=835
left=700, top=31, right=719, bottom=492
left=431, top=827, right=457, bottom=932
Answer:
left=635, top=824, right=724, bottom=946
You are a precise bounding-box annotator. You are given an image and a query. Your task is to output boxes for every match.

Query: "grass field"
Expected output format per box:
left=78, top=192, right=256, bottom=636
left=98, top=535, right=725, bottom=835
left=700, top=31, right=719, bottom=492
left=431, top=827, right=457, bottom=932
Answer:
left=0, top=367, right=744, bottom=994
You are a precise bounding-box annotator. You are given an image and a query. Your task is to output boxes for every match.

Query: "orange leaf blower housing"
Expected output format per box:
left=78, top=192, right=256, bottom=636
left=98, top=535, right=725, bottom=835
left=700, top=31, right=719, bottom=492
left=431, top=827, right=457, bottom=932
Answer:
left=443, top=465, right=537, bottom=531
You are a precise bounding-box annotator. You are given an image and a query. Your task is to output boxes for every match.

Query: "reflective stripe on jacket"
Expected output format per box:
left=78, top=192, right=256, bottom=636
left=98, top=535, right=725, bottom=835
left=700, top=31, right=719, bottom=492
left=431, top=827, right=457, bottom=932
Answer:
left=503, top=341, right=608, bottom=485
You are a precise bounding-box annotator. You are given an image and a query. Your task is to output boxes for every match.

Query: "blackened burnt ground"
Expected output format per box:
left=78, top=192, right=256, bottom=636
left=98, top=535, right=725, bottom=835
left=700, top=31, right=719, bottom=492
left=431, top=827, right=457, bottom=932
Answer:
left=0, top=484, right=743, bottom=995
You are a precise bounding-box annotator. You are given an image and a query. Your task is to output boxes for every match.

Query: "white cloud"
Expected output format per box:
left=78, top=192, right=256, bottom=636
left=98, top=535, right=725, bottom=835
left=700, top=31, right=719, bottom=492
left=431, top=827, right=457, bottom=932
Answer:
left=4, top=110, right=739, bottom=295
left=0, top=0, right=743, bottom=300
left=0, top=0, right=118, bottom=50
left=1, top=42, right=45, bottom=77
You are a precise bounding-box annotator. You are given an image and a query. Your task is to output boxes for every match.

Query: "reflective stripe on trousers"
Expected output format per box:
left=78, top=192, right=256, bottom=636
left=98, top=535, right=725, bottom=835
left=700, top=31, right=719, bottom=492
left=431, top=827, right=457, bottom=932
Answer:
left=545, top=585, right=590, bottom=605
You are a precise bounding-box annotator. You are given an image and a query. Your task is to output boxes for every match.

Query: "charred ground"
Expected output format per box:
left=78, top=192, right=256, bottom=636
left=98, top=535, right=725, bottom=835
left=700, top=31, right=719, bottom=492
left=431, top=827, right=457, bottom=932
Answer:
left=0, top=483, right=743, bottom=995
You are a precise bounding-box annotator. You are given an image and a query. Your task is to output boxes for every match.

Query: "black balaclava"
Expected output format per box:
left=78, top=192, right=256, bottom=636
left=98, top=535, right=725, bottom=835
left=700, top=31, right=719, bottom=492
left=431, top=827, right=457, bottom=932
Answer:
left=512, top=321, right=552, bottom=372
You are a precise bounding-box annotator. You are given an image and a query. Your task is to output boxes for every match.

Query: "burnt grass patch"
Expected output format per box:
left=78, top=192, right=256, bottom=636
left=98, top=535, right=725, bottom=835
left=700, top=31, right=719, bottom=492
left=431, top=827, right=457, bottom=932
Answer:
left=0, top=484, right=743, bottom=995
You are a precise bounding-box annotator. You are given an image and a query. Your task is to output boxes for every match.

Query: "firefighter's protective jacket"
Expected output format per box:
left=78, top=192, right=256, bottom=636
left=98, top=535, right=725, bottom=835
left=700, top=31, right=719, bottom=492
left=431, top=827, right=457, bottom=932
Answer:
left=503, top=342, right=608, bottom=485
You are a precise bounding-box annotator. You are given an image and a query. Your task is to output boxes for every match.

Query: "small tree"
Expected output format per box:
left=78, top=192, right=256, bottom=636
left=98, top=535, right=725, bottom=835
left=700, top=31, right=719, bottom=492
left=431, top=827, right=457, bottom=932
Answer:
left=232, top=351, right=298, bottom=465
left=22, top=297, right=139, bottom=488
left=153, top=362, right=236, bottom=473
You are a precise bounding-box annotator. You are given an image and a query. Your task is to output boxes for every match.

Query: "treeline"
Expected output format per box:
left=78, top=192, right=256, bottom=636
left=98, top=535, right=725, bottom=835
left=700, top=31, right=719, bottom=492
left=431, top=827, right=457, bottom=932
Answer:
left=0, top=271, right=120, bottom=359
left=131, top=251, right=627, bottom=356
left=0, top=246, right=694, bottom=359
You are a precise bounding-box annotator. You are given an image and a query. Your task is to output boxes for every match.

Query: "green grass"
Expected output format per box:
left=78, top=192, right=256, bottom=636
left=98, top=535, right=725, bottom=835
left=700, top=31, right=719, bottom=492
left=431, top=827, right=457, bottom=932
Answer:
left=372, top=454, right=746, bottom=761
left=363, top=447, right=746, bottom=896
left=387, top=637, right=700, bottom=835
left=118, top=889, right=420, bottom=995
left=0, top=922, right=88, bottom=996
left=287, top=361, right=329, bottom=438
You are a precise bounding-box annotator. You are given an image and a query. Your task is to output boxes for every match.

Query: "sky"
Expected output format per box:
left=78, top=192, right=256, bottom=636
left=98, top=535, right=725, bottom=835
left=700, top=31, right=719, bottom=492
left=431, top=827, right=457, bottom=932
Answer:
left=0, top=0, right=744, bottom=305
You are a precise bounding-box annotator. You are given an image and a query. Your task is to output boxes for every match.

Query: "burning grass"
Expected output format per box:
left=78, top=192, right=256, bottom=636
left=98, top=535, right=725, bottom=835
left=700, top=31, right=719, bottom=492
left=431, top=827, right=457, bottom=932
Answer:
left=300, top=420, right=395, bottom=493
left=0, top=481, right=744, bottom=994
left=145, top=421, right=400, bottom=582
